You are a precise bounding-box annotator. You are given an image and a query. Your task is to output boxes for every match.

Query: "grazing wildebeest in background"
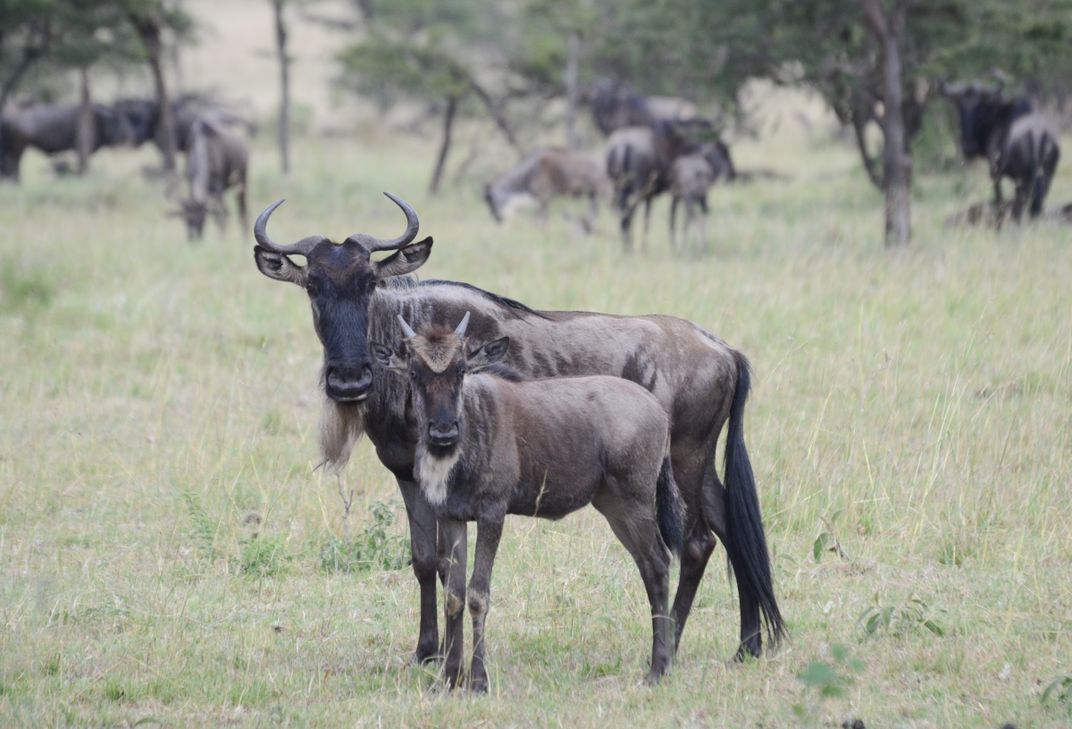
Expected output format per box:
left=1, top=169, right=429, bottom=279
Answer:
left=371, top=313, right=684, bottom=689
left=586, top=78, right=699, bottom=136
left=252, top=194, right=784, bottom=668
left=0, top=102, right=134, bottom=181
left=605, top=120, right=725, bottom=248
left=940, top=81, right=1060, bottom=221
left=172, top=116, right=248, bottom=240
left=483, top=147, right=609, bottom=231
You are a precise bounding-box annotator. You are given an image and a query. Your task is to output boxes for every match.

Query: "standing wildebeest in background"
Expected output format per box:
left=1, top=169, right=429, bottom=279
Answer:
left=668, top=140, right=737, bottom=250
left=605, top=120, right=727, bottom=248
left=114, top=94, right=256, bottom=161
left=940, top=81, right=1060, bottom=221
left=586, top=78, right=699, bottom=137
left=0, top=102, right=134, bottom=181
left=172, top=116, right=248, bottom=240
left=483, top=147, right=609, bottom=231
left=252, top=194, right=784, bottom=671
left=371, top=313, right=684, bottom=689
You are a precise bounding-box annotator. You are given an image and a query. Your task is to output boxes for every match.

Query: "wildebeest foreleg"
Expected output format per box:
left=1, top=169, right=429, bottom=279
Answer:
left=440, top=518, right=468, bottom=689
left=398, top=479, right=442, bottom=664
left=467, top=513, right=504, bottom=693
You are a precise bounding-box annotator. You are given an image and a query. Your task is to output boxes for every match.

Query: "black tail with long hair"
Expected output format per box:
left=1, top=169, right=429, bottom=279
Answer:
left=723, top=352, right=786, bottom=646
left=656, top=455, right=684, bottom=556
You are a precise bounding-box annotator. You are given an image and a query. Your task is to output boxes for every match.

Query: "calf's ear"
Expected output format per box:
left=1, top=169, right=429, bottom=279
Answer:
left=371, top=341, right=407, bottom=372
left=374, top=237, right=433, bottom=279
left=254, top=246, right=307, bottom=287
left=466, top=336, right=510, bottom=373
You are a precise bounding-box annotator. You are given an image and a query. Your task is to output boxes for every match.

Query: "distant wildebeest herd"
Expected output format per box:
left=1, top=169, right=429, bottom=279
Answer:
left=0, top=93, right=251, bottom=240
left=253, top=192, right=786, bottom=689
left=483, top=77, right=1064, bottom=242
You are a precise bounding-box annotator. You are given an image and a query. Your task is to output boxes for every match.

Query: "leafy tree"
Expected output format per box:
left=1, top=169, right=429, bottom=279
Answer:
left=336, top=0, right=521, bottom=193
left=764, top=0, right=1072, bottom=245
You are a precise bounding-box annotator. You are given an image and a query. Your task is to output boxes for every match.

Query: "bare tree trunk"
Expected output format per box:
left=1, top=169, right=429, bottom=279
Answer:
left=130, top=12, right=177, bottom=174
left=467, top=77, right=519, bottom=153
left=851, top=113, right=883, bottom=189
left=860, top=0, right=911, bottom=246
left=76, top=66, right=93, bottom=175
left=272, top=0, right=291, bottom=175
left=564, top=33, right=581, bottom=149
left=429, top=95, right=457, bottom=194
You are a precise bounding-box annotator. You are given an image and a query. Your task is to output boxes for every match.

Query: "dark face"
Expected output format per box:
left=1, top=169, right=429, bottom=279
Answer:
left=255, top=237, right=433, bottom=402
left=372, top=330, right=510, bottom=454
left=113, top=99, right=158, bottom=147
left=409, top=343, right=467, bottom=454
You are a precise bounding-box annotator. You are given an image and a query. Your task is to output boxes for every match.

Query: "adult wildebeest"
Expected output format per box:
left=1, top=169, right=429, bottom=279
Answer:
left=605, top=120, right=726, bottom=248
left=114, top=95, right=256, bottom=159
left=586, top=78, right=699, bottom=137
left=0, top=102, right=134, bottom=181
left=252, top=194, right=784, bottom=671
left=172, top=116, right=248, bottom=240
left=370, top=313, right=683, bottom=689
left=483, top=147, right=609, bottom=231
left=940, top=81, right=1060, bottom=221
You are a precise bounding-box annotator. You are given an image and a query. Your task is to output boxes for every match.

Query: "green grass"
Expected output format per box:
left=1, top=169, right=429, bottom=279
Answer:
left=1, top=123, right=1070, bottom=728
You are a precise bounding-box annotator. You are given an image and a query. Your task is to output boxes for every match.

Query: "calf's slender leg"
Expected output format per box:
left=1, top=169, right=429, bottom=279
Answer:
left=594, top=493, right=674, bottom=683
left=397, top=479, right=441, bottom=663
left=467, top=513, right=505, bottom=693
left=440, top=518, right=468, bottom=689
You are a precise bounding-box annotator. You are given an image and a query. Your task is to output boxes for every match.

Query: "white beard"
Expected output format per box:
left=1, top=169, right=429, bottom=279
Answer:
left=414, top=445, right=461, bottom=506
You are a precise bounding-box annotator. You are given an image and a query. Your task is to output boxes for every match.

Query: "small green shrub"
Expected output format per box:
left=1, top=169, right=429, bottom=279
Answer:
left=237, top=534, right=290, bottom=578
left=319, top=501, right=409, bottom=573
left=0, top=258, right=54, bottom=313
left=858, top=595, right=946, bottom=639
left=1042, top=674, right=1072, bottom=716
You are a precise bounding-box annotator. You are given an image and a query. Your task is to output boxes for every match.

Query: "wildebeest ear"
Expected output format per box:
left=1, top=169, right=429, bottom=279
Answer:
left=370, top=341, right=407, bottom=372
left=467, top=336, right=510, bottom=373
left=254, top=246, right=307, bottom=287
left=374, top=237, right=433, bottom=279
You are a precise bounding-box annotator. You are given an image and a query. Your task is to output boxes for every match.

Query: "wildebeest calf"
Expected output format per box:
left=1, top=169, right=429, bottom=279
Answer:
left=372, top=313, right=684, bottom=691
left=484, top=147, right=609, bottom=232
left=173, top=116, right=248, bottom=240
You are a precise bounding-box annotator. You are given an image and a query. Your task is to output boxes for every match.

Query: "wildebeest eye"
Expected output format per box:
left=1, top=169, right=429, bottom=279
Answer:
left=306, top=281, right=319, bottom=297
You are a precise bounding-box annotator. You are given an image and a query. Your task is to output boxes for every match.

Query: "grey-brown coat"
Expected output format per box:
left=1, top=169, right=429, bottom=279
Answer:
left=174, top=116, right=249, bottom=240
left=484, top=147, right=609, bottom=231
left=373, top=316, right=683, bottom=689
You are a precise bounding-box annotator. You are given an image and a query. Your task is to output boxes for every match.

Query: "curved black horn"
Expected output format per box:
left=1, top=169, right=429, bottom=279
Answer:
left=253, top=199, right=325, bottom=256
left=397, top=314, right=417, bottom=339
left=347, top=192, right=420, bottom=252
left=454, top=311, right=471, bottom=337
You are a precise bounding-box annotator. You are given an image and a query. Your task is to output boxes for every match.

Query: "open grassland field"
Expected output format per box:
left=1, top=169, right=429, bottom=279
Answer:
left=1, top=124, right=1070, bottom=728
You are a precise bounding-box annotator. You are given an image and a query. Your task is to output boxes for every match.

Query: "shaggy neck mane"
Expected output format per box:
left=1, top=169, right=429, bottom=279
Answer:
left=318, top=277, right=535, bottom=471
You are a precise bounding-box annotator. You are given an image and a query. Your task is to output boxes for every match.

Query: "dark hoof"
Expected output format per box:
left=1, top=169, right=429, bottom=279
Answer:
left=413, top=646, right=442, bottom=665
left=443, top=665, right=464, bottom=690
left=734, top=639, right=761, bottom=662
left=643, top=669, right=666, bottom=686
left=469, top=676, right=488, bottom=694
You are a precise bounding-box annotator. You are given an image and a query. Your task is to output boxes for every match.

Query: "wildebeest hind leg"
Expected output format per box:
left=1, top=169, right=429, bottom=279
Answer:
left=593, top=491, right=673, bottom=683
left=668, top=450, right=715, bottom=652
